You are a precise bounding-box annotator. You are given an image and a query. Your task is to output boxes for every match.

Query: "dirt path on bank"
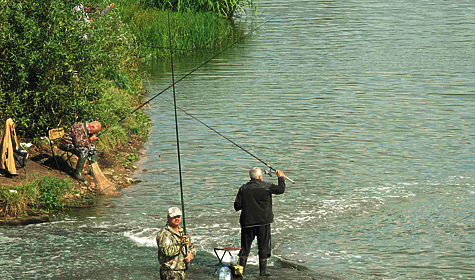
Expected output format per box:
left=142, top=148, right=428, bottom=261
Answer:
left=0, top=136, right=144, bottom=190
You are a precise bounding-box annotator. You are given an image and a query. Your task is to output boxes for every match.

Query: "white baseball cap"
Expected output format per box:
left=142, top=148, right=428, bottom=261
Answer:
left=167, top=207, right=182, bottom=217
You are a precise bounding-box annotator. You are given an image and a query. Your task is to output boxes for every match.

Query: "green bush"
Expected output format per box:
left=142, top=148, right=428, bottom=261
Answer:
left=0, top=176, right=93, bottom=216
left=35, top=176, right=75, bottom=210
left=0, top=0, right=148, bottom=142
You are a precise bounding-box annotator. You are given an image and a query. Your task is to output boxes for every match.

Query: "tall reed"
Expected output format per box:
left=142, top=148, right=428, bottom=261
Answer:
left=140, top=0, right=253, bottom=19
left=119, top=2, right=243, bottom=58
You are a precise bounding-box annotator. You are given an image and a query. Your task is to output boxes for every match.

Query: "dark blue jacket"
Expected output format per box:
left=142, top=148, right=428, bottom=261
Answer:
left=234, top=177, right=285, bottom=228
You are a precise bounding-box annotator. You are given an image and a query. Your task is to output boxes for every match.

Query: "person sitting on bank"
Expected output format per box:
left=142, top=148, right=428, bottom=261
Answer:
left=59, top=121, right=101, bottom=182
left=156, top=206, right=196, bottom=280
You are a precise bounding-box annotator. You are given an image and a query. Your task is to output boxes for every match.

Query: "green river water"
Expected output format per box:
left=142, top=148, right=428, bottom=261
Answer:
left=2, top=0, right=475, bottom=279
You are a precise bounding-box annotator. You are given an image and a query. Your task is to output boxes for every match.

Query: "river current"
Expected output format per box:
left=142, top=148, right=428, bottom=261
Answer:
left=2, top=0, right=475, bottom=279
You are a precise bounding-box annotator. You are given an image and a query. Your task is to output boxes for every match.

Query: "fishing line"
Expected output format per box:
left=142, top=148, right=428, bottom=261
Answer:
left=137, top=44, right=256, bottom=59
left=157, top=96, right=296, bottom=184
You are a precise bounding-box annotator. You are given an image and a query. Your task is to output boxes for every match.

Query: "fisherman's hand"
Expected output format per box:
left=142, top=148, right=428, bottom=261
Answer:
left=89, top=135, right=98, bottom=142
left=275, top=170, right=284, bottom=177
left=181, top=235, right=190, bottom=244
left=184, top=252, right=194, bottom=263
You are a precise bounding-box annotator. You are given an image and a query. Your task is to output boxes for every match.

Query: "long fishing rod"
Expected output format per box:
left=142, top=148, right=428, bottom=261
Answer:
left=168, top=11, right=190, bottom=269
left=167, top=13, right=186, bottom=234
left=97, top=6, right=288, bottom=138
left=158, top=96, right=296, bottom=184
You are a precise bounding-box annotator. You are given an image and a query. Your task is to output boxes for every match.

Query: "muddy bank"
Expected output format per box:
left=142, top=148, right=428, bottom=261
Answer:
left=0, top=209, right=49, bottom=226
left=0, top=135, right=145, bottom=224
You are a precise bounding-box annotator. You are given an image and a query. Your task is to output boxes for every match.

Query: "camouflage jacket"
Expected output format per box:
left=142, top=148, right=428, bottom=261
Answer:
left=61, top=122, right=91, bottom=148
left=156, top=224, right=196, bottom=271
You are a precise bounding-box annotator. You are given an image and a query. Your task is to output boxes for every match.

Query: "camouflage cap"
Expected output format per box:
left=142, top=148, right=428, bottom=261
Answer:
left=167, top=207, right=182, bottom=217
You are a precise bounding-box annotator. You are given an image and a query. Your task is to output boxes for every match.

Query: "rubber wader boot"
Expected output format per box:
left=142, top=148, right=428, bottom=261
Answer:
left=73, top=157, right=87, bottom=182
left=238, top=256, right=248, bottom=274
left=259, top=259, right=271, bottom=277
left=89, top=153, right=98, bottom=164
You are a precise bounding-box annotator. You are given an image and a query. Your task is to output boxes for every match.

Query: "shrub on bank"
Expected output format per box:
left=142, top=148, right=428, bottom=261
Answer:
left=0, top=176, right=93, bottom=217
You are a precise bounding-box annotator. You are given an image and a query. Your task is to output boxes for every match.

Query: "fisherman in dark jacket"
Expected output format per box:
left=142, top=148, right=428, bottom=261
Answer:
left=234, top=167, right=286, bottom=277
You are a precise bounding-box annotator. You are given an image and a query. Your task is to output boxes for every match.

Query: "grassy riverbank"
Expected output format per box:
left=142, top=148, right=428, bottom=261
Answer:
left=0, top=0, right=246, bottom=219
left=0, top=176, right=93, bottom=217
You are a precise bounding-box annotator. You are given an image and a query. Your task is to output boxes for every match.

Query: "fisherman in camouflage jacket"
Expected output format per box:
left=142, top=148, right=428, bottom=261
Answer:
left=156, top=207, right=196, bottom=280
left=60, top=121, right=101, bottom=182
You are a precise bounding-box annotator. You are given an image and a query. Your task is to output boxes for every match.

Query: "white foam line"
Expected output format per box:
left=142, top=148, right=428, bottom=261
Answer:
left=123, top=228, right=160, bottom=247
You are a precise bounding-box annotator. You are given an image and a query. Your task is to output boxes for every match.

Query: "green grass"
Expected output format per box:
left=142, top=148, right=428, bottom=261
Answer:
left=0, top=176, right=93, bottom=217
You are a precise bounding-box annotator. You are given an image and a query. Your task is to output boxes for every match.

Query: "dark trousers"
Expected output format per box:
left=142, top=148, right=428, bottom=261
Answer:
left=239, top=224, right=271, bottom=260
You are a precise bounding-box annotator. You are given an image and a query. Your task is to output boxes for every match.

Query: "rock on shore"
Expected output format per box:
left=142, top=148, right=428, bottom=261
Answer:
left=181, top=252, right=338, bottom=280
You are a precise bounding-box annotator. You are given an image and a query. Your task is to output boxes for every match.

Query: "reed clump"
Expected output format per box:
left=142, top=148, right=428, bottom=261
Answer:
left=140, top=0, right=253, bottom=20
left=118, top=1, right=244, bottom=58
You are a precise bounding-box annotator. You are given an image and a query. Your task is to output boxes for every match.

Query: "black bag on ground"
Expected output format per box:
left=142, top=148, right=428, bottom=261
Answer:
left=13, top=148, right=28, bottom=169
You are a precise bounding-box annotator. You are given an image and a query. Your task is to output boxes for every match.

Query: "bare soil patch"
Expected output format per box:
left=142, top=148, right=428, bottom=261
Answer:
left=0, top=135, right=145, bottom=191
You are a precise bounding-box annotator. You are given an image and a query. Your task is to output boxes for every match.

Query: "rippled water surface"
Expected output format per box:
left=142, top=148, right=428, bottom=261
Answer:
left=2, top=0, right=475, bottom=279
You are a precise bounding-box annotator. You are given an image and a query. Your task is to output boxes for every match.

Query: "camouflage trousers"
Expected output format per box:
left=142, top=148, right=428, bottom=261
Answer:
left=159, top=269, right=185, bottom=280
left=59, top=143, right=97, bottom=160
